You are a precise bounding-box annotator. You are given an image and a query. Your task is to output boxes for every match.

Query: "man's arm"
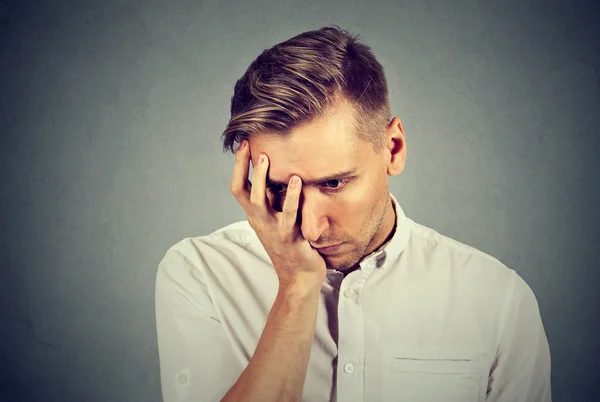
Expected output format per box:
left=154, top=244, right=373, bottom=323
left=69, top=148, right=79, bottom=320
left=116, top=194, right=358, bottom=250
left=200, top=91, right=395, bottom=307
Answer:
left=219, top=143, right=327, bottom=401
left=486, top=273, right=552, bottom=401
left=221, top=282, right=321, bottom=402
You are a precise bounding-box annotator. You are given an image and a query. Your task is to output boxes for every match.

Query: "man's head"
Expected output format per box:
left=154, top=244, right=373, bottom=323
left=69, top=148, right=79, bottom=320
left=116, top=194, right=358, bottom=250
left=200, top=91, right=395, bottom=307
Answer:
left=221, top=26, right=406, bottom=271
left=222, top=25, right=391, bottom=155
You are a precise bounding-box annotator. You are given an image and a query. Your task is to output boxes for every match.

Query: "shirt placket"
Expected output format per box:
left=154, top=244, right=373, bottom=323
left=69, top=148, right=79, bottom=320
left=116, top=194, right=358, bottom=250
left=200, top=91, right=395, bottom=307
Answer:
left=334, top=260, right=376, bottom=402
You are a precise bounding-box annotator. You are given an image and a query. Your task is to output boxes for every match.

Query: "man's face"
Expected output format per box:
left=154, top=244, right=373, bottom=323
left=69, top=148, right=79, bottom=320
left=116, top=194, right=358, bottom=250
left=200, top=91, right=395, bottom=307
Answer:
left=248, top=101, right=402, bottom=271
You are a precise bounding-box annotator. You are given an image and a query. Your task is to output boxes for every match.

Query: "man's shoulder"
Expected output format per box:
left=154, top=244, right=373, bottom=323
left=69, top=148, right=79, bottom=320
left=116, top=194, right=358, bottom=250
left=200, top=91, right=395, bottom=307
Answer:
left=200, top=220, right=257, bottom=246
left=159, top=220, right=265, bottom=268
left=164, top=219, right=257, bottom=253
left=406, top=218, right=518, bottom=283
left=409, top=219, right=499, bottom=259
left=405, top=218, right=539, bottom=314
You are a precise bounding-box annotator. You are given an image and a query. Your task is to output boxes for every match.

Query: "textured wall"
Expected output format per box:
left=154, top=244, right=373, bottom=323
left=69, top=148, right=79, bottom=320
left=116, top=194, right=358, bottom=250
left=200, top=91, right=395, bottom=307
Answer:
left=1, top=0, right=598, bottom=401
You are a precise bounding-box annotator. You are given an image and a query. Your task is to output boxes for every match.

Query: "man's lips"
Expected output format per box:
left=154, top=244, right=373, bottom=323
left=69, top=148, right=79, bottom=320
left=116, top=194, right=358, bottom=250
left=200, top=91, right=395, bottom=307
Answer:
left=315, top=243, right=344, bottom=255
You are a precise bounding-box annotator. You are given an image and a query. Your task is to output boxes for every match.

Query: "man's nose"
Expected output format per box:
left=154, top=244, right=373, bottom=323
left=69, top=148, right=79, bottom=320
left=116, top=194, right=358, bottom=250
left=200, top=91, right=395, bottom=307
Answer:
left=299, top=194, right=328, bottom=243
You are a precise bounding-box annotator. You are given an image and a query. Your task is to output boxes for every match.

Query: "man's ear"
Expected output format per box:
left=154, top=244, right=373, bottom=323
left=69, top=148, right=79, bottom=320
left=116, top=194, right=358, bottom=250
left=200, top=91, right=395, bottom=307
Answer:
left=386, top=117, right=406, bottom=177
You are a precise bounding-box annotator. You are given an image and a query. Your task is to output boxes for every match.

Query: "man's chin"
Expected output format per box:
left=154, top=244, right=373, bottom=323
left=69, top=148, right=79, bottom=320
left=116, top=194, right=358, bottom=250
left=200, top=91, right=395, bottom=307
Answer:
left=324, top=255, right=342, bottom=270
left=324, top=254, right=358, bottom=272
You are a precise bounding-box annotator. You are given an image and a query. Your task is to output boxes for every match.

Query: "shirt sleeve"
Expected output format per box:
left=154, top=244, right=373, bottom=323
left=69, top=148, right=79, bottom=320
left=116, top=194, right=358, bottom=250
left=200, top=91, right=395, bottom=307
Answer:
left=486, top=272, right=552, bottom=402
left=155, top=246, right=241, bottom=402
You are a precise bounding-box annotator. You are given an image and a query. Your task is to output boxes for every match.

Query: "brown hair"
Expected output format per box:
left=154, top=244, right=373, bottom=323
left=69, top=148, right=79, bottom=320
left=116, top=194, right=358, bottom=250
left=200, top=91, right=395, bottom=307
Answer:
left=221, top=25, right=391, bottom=154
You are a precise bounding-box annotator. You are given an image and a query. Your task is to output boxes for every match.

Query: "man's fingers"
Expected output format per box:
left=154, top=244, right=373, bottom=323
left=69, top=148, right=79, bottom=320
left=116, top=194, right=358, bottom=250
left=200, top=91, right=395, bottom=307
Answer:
left=281, top=175, right=301, bottom=235
left=249, top=153, right=269, bottom=209
left=230, top=140, right=251, bottom=210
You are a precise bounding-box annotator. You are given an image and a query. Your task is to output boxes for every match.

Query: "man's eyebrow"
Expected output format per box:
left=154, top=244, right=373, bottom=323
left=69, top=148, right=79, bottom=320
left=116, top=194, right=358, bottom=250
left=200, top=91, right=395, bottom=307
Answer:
left=266, top=168, right=359, bottom=187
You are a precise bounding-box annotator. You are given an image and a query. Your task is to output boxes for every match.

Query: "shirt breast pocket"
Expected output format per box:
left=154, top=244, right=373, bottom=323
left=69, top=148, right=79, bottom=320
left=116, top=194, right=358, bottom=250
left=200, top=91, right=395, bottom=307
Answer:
left=384, top=354, right=482, bottom=402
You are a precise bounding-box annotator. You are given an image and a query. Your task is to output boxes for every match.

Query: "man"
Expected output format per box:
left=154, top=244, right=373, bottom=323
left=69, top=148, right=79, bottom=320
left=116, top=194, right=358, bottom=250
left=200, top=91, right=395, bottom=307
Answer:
left=155, top=26, right=552, bottom=402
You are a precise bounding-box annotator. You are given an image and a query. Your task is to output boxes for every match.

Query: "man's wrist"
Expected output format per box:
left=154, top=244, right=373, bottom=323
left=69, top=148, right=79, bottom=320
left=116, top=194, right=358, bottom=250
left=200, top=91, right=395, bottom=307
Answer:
left=277, top=277, right=323, bottom=305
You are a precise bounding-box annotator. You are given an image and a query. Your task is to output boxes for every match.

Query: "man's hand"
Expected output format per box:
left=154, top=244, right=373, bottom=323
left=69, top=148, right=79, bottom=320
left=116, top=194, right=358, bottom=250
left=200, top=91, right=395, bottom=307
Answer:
left=230, top=140, right=327, bottom=290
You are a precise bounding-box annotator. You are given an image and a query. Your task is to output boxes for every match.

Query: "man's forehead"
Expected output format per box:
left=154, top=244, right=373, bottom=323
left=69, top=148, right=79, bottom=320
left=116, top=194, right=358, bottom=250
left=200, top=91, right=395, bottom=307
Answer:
left=261, top=141, right=362, bottom=186
left=249, top=105, right=365, bottom=184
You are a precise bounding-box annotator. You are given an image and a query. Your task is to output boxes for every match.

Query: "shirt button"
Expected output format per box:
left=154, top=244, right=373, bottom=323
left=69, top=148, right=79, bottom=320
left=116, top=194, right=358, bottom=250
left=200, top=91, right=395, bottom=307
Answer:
left=178, top=374, right=188, bottom=384
left=343, top=363, right=354, bottom=374
left=343, top=288, right=354, bottom=298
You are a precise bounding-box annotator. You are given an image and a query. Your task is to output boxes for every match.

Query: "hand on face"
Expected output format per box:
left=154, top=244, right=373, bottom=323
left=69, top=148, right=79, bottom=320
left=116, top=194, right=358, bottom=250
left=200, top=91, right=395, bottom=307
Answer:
left=230, top=140, right=327, bottom=289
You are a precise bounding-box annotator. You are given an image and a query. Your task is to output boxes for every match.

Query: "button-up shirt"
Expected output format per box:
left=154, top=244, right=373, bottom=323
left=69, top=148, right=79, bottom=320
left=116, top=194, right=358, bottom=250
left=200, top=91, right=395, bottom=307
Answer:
left=155, top=193, right=552, bottom=402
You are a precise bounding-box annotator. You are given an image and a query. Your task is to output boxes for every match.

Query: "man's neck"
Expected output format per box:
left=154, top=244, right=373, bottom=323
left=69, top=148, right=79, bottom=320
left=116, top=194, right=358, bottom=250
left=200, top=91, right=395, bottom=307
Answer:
left=342, top=198, right=397, bottom=278
left=375, top=202, right=397, bottom=253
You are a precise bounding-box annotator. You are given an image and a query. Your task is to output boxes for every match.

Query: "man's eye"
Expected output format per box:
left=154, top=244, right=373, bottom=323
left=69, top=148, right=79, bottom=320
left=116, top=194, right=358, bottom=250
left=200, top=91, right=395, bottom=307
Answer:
left=321, top=179, right=347, bottom=190
left=268, top=185, right=287, bottom=194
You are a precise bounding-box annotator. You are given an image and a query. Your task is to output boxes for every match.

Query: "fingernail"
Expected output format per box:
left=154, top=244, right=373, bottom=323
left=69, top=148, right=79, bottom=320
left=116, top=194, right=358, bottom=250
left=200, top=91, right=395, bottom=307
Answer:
left=291, top=176, right=300, bottom=185
left=259, top=154, right=265, bottom=164
left=239, top=140, right=247, bottom=151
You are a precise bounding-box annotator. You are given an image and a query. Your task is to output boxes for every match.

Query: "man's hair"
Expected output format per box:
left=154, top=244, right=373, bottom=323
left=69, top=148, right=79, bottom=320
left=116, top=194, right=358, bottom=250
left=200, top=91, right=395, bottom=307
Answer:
left=221, top=25, right=391, bottom=154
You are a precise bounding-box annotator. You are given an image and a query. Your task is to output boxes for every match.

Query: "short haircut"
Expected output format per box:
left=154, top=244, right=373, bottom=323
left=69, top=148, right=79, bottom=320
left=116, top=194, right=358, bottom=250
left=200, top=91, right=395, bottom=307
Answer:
left=221, top=25, right=391, bottom=154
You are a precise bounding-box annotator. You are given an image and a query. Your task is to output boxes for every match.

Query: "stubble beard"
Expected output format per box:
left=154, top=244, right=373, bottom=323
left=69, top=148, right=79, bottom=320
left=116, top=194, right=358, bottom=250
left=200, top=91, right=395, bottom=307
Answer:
left=325, top=191, right=390, bottom=272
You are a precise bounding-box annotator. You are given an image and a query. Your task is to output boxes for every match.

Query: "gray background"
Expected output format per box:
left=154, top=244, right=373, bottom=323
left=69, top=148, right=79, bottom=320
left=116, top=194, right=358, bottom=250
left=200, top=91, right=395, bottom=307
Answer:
left=1, top=0, right=598, bottom=401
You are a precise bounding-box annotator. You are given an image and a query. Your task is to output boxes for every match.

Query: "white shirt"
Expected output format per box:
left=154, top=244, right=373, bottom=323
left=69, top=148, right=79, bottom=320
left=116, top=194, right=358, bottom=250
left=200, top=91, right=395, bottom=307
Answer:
left=155, top=193, right=552, bottom=402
